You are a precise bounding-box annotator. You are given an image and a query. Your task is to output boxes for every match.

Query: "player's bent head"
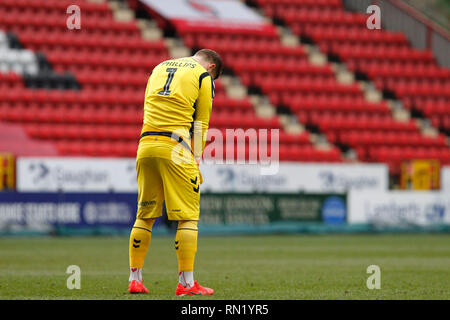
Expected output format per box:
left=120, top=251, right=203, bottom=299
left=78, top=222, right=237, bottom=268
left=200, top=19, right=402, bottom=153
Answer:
left=194, top=49, right=223, bottom=80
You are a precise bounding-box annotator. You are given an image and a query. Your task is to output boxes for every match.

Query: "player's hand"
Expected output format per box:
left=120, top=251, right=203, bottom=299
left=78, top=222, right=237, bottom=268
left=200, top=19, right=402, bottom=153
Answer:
left=199, top=169, right=204, bottom=185
left=194, top=157, right=203, bottom=184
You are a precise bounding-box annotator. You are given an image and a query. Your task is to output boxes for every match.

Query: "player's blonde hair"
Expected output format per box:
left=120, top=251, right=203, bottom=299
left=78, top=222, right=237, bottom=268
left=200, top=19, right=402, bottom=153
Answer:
left=194, top=49, right=223, bottom=80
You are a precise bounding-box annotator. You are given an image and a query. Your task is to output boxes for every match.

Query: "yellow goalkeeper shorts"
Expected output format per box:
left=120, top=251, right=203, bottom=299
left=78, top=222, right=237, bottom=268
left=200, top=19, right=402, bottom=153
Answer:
left=135, top=135, right=202, bottom=221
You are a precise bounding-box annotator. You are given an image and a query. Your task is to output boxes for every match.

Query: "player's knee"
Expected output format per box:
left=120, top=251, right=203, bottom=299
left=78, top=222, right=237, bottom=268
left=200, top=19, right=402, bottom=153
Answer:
left=135, top=218, right=156, bottom=230
left=177, top=220, right=198, bottom=230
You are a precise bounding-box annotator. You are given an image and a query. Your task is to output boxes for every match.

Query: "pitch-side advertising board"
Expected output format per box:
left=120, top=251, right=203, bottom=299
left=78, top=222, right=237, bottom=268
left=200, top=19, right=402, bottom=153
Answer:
left=348, top=191, right=450, bottom=226
left=16, top=158, right=389, bottom=193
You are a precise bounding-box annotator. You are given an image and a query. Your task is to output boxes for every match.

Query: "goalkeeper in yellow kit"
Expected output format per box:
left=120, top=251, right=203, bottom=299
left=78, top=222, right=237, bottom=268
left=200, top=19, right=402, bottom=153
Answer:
left=128, top=49, right=223, bottom=296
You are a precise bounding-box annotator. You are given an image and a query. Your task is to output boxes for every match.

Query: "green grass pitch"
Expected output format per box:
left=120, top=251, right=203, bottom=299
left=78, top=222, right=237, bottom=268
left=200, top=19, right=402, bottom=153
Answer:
left=0, top=234, right=449, bottom=300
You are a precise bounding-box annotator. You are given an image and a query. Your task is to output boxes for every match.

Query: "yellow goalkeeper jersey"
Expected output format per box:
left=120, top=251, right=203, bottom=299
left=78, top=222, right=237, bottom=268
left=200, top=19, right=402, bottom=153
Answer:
left=140, top=56, right=214, bottom=159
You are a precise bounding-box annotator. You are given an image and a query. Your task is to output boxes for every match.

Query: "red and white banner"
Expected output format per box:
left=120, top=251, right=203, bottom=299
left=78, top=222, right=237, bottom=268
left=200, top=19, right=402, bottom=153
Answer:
left=140, top=0, right=277, bottom=35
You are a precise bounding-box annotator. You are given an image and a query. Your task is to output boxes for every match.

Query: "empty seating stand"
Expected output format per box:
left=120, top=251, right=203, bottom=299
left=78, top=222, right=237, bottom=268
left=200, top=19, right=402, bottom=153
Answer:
left=0, top=0, right=448, bottom=170
left=0, top=0, right=341, bottom=162
left=251, top=0, right=450, bottom=171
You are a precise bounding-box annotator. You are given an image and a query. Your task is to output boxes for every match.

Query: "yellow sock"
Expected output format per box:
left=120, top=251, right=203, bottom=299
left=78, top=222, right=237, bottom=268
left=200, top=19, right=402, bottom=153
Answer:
left=129, top=218, right=155, bottom=269
left=175, top=220, right=198, bottom=272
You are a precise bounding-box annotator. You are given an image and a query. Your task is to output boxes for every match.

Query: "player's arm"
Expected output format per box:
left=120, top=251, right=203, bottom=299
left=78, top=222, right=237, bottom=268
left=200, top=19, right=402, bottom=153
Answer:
left=192, top=72, right=214, bottom=161
left=143, top=68, right=156, bottom=100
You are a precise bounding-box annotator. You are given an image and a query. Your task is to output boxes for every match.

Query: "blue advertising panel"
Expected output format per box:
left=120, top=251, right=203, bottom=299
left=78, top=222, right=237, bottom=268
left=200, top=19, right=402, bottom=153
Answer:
left=321, top=196, right=347, bottom=225
left=0, top=192, right=349, bottom=235
left=0, top=192, right=139, bottom=230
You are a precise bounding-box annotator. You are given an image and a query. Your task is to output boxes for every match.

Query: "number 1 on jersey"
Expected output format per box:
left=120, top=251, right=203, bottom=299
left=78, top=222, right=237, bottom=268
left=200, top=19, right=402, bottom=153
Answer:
left=158, top=68, right=177, bottom=96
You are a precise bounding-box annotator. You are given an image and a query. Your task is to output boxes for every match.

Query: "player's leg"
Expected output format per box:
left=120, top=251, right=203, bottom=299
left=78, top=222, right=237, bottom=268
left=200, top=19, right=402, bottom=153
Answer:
left=174, top=220, right=213, bottom=296
left=128, top=218, right=155, bottom=285
left=176, top=220, right=198, bottom=288
left=158, top=157, right=213, bottom=296
left=128, top=157, right=164, bottom=293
